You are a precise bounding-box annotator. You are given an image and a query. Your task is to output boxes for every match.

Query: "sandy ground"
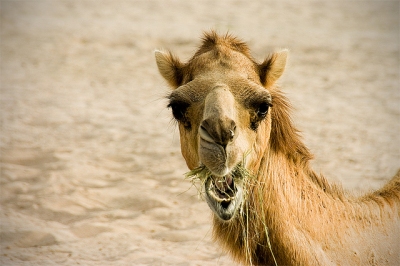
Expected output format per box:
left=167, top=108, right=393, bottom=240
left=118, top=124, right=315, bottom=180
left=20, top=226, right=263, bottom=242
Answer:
left=0, top=1, right=399, bottom=265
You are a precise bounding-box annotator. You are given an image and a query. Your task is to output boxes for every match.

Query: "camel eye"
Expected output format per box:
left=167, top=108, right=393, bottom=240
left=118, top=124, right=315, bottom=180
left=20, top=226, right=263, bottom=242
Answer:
left=250, top=101, right=271, bottom=131
left=168, top=101, right=188, bottom=120
left=256, top=102, right=270, bottom=117
left=167, top=100, right=191, bottom=129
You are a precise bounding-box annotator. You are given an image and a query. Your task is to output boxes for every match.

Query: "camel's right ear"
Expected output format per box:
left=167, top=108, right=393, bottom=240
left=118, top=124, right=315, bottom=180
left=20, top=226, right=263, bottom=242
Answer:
left=155, top=50, right=184, bottom=89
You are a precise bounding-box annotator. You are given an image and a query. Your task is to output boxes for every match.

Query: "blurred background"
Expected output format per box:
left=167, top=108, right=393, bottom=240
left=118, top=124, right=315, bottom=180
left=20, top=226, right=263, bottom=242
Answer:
left=1, top=1, right=399, bottom=265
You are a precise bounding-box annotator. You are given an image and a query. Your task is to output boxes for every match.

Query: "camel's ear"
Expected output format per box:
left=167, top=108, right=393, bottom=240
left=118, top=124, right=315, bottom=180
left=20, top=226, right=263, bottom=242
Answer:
left=258, top=49, right=288, bottom=88
left=155, top=50, right=184, bottom=88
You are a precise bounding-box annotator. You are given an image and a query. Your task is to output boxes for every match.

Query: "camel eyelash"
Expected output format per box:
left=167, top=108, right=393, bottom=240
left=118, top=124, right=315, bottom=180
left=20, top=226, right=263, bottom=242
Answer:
left=167, top=100, right=190, bottom=120
left=167, top=99, right=192, bottom=129
left=249, top=99, right=272, bottom=115
left=257, top=102, right=271, bottom=116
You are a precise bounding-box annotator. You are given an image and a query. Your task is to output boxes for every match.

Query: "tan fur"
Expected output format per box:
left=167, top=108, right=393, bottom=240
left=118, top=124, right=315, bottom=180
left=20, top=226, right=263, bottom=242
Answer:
left=155, top=31, right=400, bottom=265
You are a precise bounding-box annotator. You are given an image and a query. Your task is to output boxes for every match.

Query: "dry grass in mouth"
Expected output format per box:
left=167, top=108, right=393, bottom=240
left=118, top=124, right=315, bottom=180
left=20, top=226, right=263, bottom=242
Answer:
left=184, top=165, right=214, bottom=199
left=184, top=164, right=253, bottom=199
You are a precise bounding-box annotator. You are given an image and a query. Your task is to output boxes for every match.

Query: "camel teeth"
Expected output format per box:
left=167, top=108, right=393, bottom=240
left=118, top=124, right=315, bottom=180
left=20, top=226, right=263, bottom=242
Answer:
left=209, top=189, right=234, bottom=203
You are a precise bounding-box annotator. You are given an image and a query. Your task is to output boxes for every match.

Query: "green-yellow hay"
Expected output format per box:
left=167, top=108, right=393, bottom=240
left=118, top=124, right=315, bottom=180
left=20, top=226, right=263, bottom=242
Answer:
left=184, top=164, right=252, bottom=199
left=184, top=165, right=210, bottom=199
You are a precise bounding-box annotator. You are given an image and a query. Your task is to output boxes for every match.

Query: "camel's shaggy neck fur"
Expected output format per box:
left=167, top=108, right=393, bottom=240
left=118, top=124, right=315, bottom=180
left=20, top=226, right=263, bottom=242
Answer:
left=214, top=90, right=400, bottom=265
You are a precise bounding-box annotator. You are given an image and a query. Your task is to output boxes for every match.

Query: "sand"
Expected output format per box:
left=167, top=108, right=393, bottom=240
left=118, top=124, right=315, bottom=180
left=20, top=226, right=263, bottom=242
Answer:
left=1, top=1, right=399, bottom=265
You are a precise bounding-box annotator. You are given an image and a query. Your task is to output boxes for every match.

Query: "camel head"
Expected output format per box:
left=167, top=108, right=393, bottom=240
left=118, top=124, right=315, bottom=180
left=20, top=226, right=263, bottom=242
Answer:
left=155, top=31, right=288, bottom=221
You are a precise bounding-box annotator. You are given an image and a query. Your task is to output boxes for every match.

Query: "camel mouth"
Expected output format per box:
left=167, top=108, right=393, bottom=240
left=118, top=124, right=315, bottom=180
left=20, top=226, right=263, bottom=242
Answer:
left=186, top=163, right=249, bottom=221
left=204, top=170, right=244, bottom=221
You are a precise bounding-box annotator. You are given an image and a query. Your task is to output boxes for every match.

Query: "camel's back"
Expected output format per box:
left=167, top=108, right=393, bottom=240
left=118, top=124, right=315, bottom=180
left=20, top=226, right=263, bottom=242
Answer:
left=351, top=171, right=400, bottom=265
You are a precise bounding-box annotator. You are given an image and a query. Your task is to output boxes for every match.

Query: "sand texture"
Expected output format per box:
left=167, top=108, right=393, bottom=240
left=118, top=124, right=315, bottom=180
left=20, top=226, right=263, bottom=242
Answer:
left=1, top=1, right=399, bottom=265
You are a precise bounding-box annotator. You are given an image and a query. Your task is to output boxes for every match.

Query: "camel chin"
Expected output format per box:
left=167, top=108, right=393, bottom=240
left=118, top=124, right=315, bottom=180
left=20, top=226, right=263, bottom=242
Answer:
left=204, top=169, right=244, bottom=221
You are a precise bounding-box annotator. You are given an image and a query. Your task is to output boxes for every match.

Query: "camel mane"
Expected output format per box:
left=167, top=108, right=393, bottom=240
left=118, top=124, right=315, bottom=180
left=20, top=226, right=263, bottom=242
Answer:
left=193, top=31, right=252, bottom=59
left=268, top=90, right=345, bottom=198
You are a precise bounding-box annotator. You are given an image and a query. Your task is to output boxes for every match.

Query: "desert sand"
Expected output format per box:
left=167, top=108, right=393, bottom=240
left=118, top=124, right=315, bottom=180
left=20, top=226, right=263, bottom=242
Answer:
left=1, top=1, right=399, bottom=265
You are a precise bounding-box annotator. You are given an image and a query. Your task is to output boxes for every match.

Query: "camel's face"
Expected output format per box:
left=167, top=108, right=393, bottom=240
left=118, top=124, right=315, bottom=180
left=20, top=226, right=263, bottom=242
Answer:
left=155, top=32, right=287, bottom=221
left=168, top=74, right=272, bottom=220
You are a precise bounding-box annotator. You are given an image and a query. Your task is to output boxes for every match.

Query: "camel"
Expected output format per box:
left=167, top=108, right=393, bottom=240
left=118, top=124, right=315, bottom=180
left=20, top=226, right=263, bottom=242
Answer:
left=154, top=31, right=400, bottom=265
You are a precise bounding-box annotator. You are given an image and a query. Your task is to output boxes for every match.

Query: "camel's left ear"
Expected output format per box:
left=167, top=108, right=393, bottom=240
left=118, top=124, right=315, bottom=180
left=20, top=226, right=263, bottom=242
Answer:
left=258, top=49, right=288, bottom=88
left=155, top=49, right=184, bottom=89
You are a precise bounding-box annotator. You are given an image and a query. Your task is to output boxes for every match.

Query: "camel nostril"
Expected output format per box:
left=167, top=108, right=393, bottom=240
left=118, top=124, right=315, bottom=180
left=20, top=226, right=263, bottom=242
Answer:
left=232, top=123, right=237, bottom=134
left=200, top=118, right=237, bottom=146
left=229, top=129, right=235, bottom=139
left=199, top=123, right=215, bottom=143
left=229, top=123, right=237, bottom=141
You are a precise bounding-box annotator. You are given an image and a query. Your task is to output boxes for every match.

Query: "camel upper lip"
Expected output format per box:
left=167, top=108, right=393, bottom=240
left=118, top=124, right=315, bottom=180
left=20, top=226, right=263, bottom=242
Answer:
left=199, top=139, right=229, bottom=177
left=199, top=137, right=225, bottom=153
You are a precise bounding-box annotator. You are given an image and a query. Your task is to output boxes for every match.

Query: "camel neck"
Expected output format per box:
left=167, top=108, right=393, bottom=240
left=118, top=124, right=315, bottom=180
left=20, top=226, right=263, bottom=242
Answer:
left=245, top=149, right=398, bottom=265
